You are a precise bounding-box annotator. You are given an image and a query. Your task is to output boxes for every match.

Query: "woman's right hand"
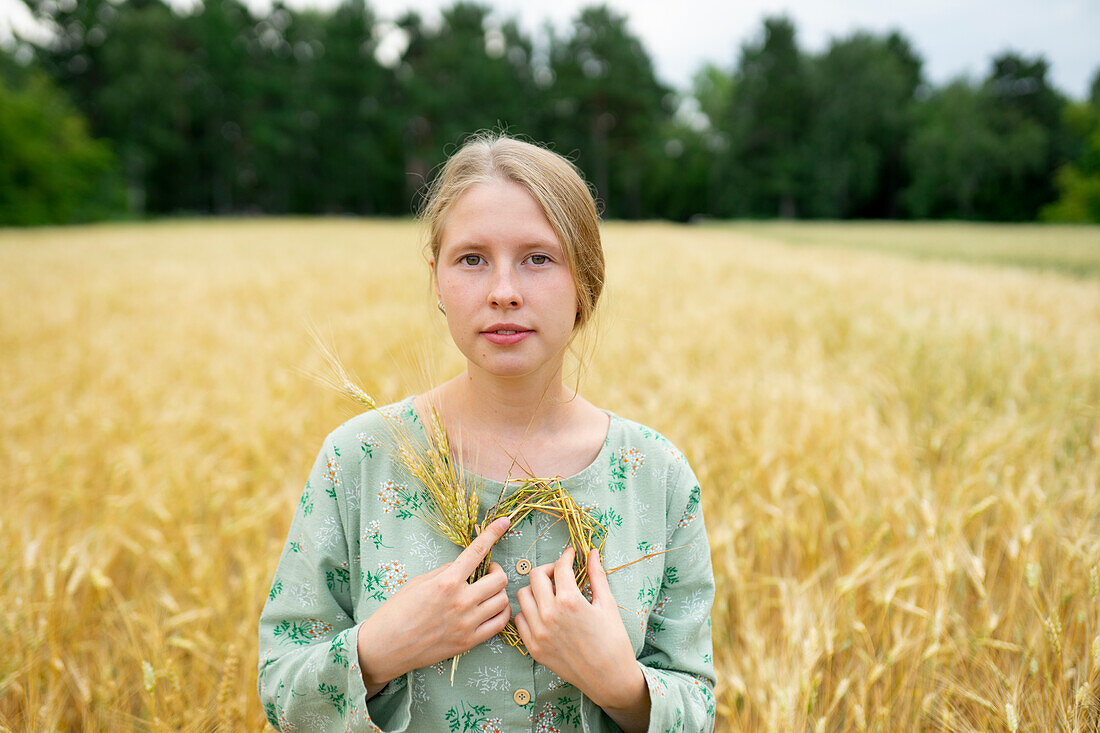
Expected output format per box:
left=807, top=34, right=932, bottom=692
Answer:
left=356, top=516, right=512, bottom=694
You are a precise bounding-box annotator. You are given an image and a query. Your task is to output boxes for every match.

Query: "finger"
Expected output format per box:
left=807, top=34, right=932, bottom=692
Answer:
left=514, top=610, right=531, bottom=641
left=468, top=562, right=508, bottom=604
left=452, top=517, right=510, bottom=579
left=553, top=545, right=580, bottom=595
left=527, top=562, right=556, bottom=609
left=516, top=585, right=541, bottom=628
left=586, top=549, right=613, bottom=606
left=474, top=600, right=511, bottom=643
left=476, top=589, right=511, bottom=620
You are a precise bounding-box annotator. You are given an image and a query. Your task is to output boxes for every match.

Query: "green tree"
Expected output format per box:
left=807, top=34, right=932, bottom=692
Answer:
left=903, top=79, right=1047, bottom=219
left=716, top=16, right=814, bottom=217
left=0, top=71, right=126, bottom=224
left=543, top=4, right=672, bottom=218
left=1042, top=68, right=1100, bottom=222
left=640, top=120, right=715, bottom=221
left=18, top=0, right=118, bottom=130
left=23, top=0, right=207, bottom=213
left=691, top=63, right=735, bottom=132
left=309, top=0, right=404, bottom=214
left=976, top=53, right=1069, bottom=219
left=686, top=64, right=736, bottom=216
left=93, top=1, right=198, bottom=213
left=804, top=31, right=922, bottom=218
left=174, top=0, right=255, bottom=213
left=397, top=2, right=539, bottom=206
left=242, top=1, right=404, bottom=214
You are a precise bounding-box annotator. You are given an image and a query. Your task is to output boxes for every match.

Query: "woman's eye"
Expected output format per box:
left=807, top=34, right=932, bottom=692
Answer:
left=462, top=255, right=482, bottom=266
left=529, top=254, right=549, bottom=265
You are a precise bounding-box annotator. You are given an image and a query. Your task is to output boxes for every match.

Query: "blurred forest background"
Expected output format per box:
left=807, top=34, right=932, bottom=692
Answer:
left=2, top=0, right=1100, bottom=226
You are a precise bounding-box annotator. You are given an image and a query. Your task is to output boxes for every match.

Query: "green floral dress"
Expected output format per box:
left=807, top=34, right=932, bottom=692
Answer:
left=258, top=397, right=716, bottom=732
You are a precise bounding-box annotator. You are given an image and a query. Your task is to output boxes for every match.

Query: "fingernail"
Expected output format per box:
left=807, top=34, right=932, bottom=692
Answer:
left=496, top=516, right=510, bottom=531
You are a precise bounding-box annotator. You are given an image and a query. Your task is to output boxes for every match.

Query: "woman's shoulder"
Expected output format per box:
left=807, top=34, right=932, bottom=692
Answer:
left=605, top=410, right=692, bottom=471
left=603, top=412, right=701, bottom=525
left=322, top=396, right=420, bottom=452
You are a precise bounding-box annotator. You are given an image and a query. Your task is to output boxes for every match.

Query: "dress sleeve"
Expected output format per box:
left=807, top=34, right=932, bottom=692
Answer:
left=583, top=457, right=717, bottom=733
left=257, top=432, right=413, bottom=733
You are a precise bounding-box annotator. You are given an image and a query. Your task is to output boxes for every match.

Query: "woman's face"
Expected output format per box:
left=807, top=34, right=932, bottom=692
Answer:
left=433, top=178, right=579, bottom=382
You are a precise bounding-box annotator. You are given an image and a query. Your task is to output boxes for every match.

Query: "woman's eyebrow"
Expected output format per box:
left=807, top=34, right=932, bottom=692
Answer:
left=446, top=240, right=487, bottom=252
left=527, top=239, right=562, bottom=250
left=447, top=239, right=562, bottom=252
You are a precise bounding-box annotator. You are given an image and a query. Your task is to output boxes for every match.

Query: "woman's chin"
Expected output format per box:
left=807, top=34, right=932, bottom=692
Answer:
left=469, top=358, right=558, bottom=381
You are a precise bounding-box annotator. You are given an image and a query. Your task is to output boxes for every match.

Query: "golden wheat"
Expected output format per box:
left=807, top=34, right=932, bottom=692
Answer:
left=1, top=218, right=1098, bottom=731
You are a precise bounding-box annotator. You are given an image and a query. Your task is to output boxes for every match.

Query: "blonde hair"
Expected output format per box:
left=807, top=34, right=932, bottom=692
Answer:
left=419, top=132, right=604, bottom=331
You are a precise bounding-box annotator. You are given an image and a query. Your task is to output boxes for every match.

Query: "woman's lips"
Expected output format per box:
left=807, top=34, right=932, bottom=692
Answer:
left=481, top=329, right=533, bottom=346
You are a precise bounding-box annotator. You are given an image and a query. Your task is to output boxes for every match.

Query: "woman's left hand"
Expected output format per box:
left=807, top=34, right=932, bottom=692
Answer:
left=514, top=545, right=645, bottom=712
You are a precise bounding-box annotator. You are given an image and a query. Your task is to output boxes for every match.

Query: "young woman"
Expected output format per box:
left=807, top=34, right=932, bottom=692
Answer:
left=258, top=134, right=716, bottom=732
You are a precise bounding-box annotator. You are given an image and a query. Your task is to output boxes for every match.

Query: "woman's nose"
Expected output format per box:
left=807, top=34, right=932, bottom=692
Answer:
left=488, top=268, right=522, bottom=309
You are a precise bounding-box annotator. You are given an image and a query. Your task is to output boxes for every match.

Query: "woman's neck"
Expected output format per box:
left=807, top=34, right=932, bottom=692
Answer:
left=415, top=362, right=608, bottom=484
left=432, top=365, right=575, bottom=442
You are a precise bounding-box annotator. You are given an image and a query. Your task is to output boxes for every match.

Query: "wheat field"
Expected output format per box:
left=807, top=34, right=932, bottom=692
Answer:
left=1, top=219, right=1098, bottom=732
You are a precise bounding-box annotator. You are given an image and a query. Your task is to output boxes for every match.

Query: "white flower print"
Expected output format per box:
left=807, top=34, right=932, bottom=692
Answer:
left=301, top=710, right=328, bottom=728
left=547, top=673, right=568, bottom=691
left=377, top=480, right=405, bottom=514
left=580, top=471, right=601, bottom=492
left=605, top=548, right=629, bottom=567
left=484, top=635, right=505, bottom=654
left=379, top=562, right=407, bottom=595
left=314, top=516, right=341, bottom=551
left=345, top=474, right=362, bottom=512
left=633, top=607, right=647, bottom=632
left=680, top=588, right=708, bottom=617
left=534, top=511, right=553, bottom=539
left=676, top=632, right=698, bottom=656
left=470, top=665, right=509, bottom=692
left=377, top=404, right=406, bottom=424
left=356, top=432, right=381, bottom=458
left=323, top=454, right=341, bottom=489
left=293, top=581, right=318, bottom=608
left=617, top=447, right=644, bottom=476
left=410, top=670, right=429, bottom=709
left=409, top=532, right=443, bottom=565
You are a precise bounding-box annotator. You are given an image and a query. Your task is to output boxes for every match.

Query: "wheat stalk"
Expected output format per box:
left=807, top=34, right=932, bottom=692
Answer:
left=304, top=328, right=624, bottom=656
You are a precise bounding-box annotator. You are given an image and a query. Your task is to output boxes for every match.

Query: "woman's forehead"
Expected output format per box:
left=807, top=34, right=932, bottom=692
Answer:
left=440, top=180, right=561, bottom=250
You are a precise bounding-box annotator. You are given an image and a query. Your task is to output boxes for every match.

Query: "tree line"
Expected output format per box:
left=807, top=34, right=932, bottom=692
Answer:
left=2, top=0, right=1099, bottom=226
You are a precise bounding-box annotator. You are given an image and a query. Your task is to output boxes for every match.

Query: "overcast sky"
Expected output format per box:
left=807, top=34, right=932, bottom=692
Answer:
left=2, top=0, right=1097, bottom=98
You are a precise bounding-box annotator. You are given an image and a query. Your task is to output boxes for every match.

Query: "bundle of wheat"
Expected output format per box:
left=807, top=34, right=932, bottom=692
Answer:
left=303, top=328, right=608, bottom=657
left=482, top=477, right=607, bottom=649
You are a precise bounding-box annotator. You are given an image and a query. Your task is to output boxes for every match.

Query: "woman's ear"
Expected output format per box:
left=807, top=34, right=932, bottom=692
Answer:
left=429, top=258, right=440, bottom=300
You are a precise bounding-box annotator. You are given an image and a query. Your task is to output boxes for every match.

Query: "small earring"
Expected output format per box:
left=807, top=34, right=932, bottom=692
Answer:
left=437, top=300, right=446, bottom=315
